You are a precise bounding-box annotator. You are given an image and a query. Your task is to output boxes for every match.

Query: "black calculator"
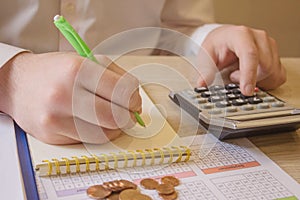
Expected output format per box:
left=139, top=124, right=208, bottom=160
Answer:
left=169, top=83, right=300, bottom=139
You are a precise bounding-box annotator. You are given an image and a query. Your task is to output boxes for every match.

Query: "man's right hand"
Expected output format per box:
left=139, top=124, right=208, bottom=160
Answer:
left=0, top=52, right=141, bottom=144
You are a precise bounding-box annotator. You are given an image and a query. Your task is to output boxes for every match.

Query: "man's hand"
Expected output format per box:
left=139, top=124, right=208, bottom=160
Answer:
left=201, top=25, right=286, bottom=96
left=0, top=52, right=141, bottom=144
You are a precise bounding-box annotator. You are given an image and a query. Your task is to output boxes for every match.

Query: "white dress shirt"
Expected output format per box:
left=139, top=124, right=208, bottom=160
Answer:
left=0, top=0, right=220, bottom=68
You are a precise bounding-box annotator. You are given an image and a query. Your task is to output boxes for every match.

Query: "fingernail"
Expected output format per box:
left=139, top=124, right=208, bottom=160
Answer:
left=244, top=84, right=254, bottom=95
left=198, top=79, right=206, bottom=87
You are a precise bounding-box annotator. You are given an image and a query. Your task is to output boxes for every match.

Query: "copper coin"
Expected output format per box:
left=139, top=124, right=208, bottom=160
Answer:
left=106, top=192, right=120, bottom=200
left=140, top=178, right=159, bottom=190
left=161, top=176, right=180, bottom=187
left=133, top=193, right=153, bottom=200
left=156, top=184, right=175, bottom=195
left=86, top=185, right=112, bottom=199
left=159, top=191, right=178, bottom=200
left=119, top=189, right=153, bottom=200
left=103, top=180, right=128, bottom=192
left=119, top=179, right=138, bottom=190
left=119, top=189, right=141, bottom=200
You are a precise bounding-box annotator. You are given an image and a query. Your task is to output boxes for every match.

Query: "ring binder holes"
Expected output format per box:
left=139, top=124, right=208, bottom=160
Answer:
left=180, top=146, right=192, bottom=162
left=163, top=147, right=174, bottom=164
left=99, top=154, right=109, bottom=170
left=42, top=160, right=53, bottom=176
left=135, top=151, right=144, bottom=167
left=39, top=146, right=192, bottom=176
left=171, top=146, right=183, bottom=162
left=136, top=150, right=146, bottom=166
left=81, top=156, right=90, bottom=172
left=145, top=149, right=155, bottom=166
left=128, top=151, right=137, bottom=167
left=110, top=153, right=118, bottom=169
left=119, top=152, right=128, bottom=168
left=154, top=148, right=165, bottom=164
left=52, top=158, right=61, bottom=175
left=92, top=155, right=100, bottom=171
left=62, top=158, right=71, bottom=174
left=71, top=156, right=81, bottom=173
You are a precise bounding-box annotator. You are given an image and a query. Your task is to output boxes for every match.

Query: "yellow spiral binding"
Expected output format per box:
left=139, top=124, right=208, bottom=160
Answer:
left=128, top=150, right=137, bottom=167
left=172, top=146, right=183, bottom=162
left=163, top=147, right=174, bottom=164
left=154, top=148, right=164, bottom=164
left=100, top=154, right=109, bottom=170
left=92, top=154, right=100, bottom=171
left=180, top=146, right=191, bottom=161
left=82, top=156, right=90, bottom=172
left=119, top=151, right=128, bottom=168
left=136, top=150, right=146, bottom=166
left=40, top=146, right=192, bottom=176
left=52, top=158, right=61, bottom=175
left=72, top=156, right=80, bottom=173
left=62, top=158, right=71, bottom=174
left=145, top=149, right=155, bottom=165
left=42, top=160, right=53, bottom=176
left=110, top=153, right=118, bottom=169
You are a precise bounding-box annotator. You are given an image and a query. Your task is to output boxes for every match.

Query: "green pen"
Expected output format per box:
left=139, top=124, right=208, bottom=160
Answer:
left=53, top=15, right=146, bottom=127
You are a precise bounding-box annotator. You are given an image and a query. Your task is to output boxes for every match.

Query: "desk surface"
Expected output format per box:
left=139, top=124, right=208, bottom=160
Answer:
left=116, top=56, right=300, bottom=183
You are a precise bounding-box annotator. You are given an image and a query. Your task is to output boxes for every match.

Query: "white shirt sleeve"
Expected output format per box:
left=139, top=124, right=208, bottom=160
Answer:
left=186, top=23, right=223, bottom=55
left=157, top=0, right=223, bottom=56
left=0, top=43, right=29, bottom=68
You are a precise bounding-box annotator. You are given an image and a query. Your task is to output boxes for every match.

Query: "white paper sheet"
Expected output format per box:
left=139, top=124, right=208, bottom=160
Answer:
left=0, top=114, right=25, bottom=200
left=36, top=134, right=300, bottom=200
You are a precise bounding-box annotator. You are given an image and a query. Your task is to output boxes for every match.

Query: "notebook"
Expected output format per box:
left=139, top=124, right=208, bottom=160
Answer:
left=27, top=89, right=191, bottom=176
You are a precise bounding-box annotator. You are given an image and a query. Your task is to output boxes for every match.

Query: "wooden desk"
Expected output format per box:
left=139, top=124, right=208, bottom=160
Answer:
left=116, top=56, right=300, bottom=183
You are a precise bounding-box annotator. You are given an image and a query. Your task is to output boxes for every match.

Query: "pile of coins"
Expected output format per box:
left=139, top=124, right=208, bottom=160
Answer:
left=140, top=176, right=180, bottom=200
left=86, top=176, right=180, bottom=200
left=87, top=179, right=152, bottom=200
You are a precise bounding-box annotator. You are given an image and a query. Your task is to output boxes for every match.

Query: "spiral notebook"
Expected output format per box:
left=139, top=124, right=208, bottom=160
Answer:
left=27, top=89, right=191, bottom=177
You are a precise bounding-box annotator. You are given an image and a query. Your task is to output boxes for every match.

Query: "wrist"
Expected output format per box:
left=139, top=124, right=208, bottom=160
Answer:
left=0, top=52, right=33, bottom=114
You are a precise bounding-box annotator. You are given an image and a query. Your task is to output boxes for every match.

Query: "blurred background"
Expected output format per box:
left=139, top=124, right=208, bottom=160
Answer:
left=214, top=0, right=300, bottom=57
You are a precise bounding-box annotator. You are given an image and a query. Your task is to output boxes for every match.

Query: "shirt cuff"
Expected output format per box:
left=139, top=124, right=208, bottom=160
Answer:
left=0, top=43, right=30, bottom=69
left=185, top=23, right=223, bottom=56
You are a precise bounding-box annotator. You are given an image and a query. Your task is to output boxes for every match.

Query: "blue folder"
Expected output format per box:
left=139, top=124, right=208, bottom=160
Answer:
left=15, top=122, right=40, bottom=200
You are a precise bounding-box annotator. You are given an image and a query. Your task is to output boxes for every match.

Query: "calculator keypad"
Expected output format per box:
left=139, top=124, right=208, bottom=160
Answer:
left=170, top=83, right=300, bottom=138
left=182, top=83, right=288, bottom=116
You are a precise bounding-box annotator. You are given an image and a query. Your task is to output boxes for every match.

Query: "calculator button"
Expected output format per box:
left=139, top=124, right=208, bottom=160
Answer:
left=209, top=85, right=224, bottom=91
left=208, top=96, right=224, bottom=103
left=194, top=87, right=208, bottom=93
left=190, top=94, right=201, bottom=99
left=225, top=83, right=239, bottom=90
left=257, top=103, right=270, bottom=109
left=263, top=96, right=276, bottom=102
left=240, top=94, right=255, bottom=99
left=248, top=97, right=263, bottom=104
left=232, top=88, right=241, bottom=95
left=225, top=107, right=238, bottom=113
left=232, top=99, right=248, bottom=106
left=256, top=91, right=267, bottom=98
left=208, top=108, right=222, bottom=115
left=241, top=105, right=254, bottom=111
left=226, top=94, right=239, bottom=100
left=196, top=98, right=207, bottom=104
left=201, top=91, right=214, bottom=98
left=271, top=101, right=284, bottom=107
left=201, top=103, right=214, bottom=109
left=215, top=101, right=232, bottom=108
left=217, top=89, right=230, bottom=95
